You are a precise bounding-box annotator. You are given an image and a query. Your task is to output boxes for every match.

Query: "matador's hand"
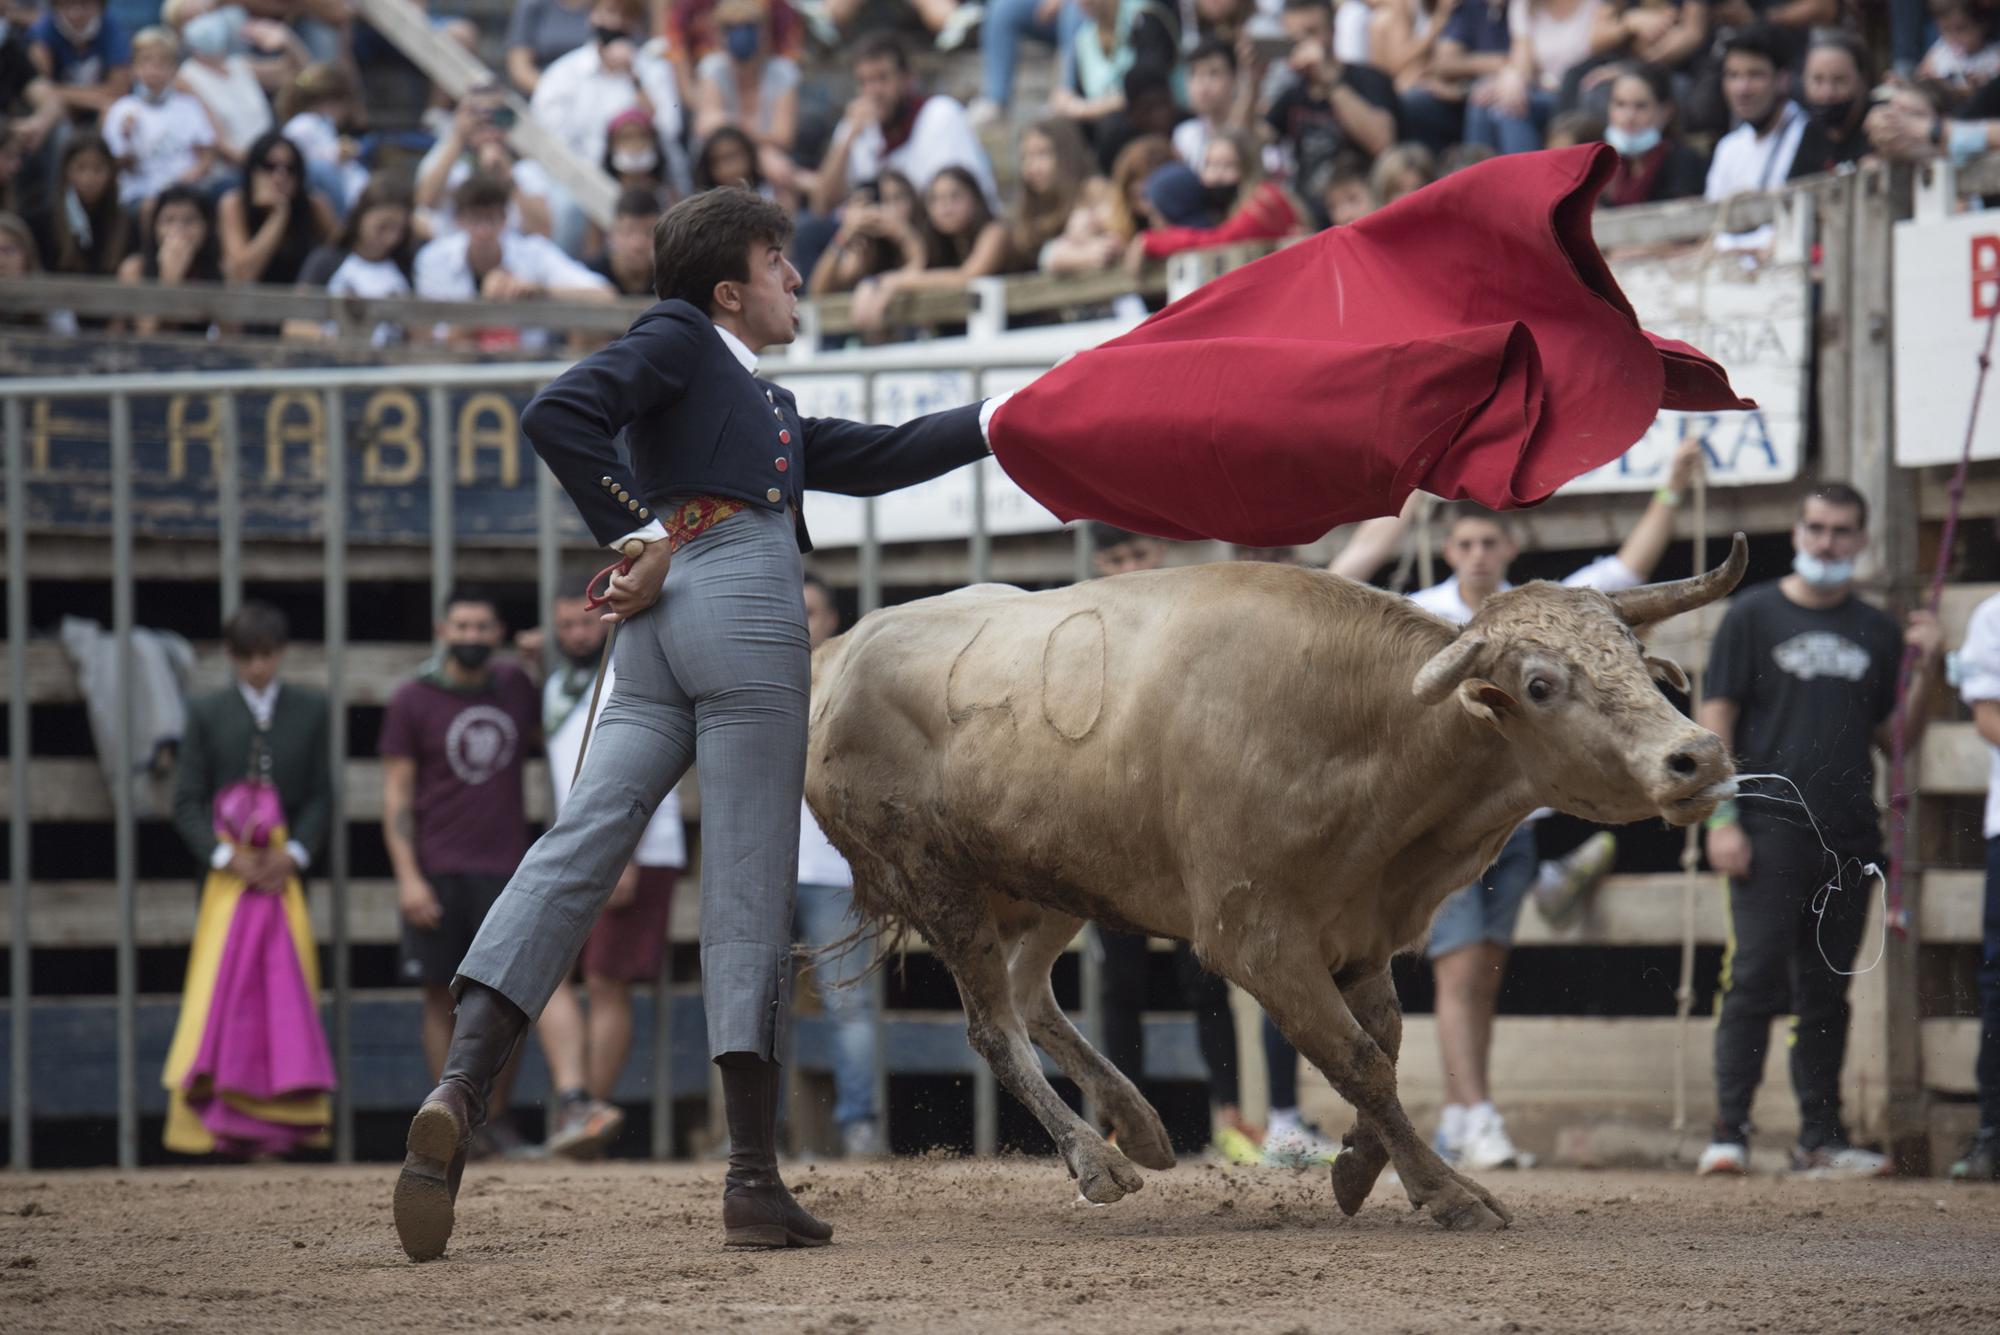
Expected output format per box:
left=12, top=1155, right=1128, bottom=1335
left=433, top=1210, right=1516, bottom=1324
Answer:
left=601, top=538, right=670, bottom=622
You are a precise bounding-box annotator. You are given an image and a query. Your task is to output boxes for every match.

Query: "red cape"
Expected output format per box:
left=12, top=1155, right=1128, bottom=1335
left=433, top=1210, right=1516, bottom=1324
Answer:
left=986, top=144, right=1752, bottom=546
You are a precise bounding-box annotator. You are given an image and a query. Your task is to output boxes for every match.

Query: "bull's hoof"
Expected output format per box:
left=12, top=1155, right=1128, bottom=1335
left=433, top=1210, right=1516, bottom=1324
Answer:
left=1110, top=1105, right=1176, bottom=1172
left=1330, top=1145, right=1389, bottom=1216
left=1070, top=1143, right=1145, bottom=1205
left=1425, top=1177, right=1510, bottom=1232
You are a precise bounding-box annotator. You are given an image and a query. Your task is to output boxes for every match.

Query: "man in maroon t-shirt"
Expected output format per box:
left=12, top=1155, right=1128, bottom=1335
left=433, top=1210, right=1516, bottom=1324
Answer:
left=381, top=589, right=544, bottom=1156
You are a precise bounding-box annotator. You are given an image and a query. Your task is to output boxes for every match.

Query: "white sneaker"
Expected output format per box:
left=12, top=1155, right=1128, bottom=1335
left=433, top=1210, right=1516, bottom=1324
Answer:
left=1262, top=1120, right=1341, bottom=1167
left=966, top=95, right=1003, bottom=129
left=1696, top=1141, right=1748, bottom=1175
left=1457, top=1105, right=1520, bottom=1171
left=934, top=1, right=984, bottom=50
left=1791, top=1141, right=1891, bottom=1178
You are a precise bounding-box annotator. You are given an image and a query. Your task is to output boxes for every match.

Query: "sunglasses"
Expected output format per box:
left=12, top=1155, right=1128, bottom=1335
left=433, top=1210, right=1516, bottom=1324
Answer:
left=258, top=159, right=301, bottom=176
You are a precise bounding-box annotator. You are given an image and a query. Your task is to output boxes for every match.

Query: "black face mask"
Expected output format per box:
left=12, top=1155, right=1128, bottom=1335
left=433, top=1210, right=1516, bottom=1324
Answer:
left=564, top=648, right=601, bottom=671
left=1808, top=98, right=1857, bottom=132
left=594, top=24, right=627, bottom=44
left=447, top=642, right=494, bottom=670
left=1200, top=183, right=1238, bottom=216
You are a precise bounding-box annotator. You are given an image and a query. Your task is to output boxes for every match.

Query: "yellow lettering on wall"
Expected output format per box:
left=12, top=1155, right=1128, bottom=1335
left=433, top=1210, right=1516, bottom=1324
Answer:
left=166, top=394, right=222, bottom=482
left=361, top=389, right=423, bottom=485
left=457, top=393, right=519, bottom=487
left=264, top=392, right=324, bottom=481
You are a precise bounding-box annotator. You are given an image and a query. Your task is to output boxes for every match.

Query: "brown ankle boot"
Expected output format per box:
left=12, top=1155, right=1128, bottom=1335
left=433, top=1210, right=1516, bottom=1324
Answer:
left=394, top=982, right=527, bottom=1262
left=719, top=1055, right=833, bottom=1249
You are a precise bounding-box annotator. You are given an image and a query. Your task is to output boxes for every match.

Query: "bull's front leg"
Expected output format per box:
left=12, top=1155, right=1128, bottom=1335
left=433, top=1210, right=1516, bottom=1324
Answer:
left=1238, top=954, right=1513, bottom=1231
left=1329, top=965, right=1399, bottom=1216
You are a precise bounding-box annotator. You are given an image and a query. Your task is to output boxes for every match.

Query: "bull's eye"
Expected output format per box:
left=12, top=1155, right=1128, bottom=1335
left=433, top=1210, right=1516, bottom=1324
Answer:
left=1527, top=677, right=1554, bottom=703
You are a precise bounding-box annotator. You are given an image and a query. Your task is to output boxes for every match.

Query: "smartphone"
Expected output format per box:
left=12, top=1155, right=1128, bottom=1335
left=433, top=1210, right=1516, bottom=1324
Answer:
left=488, top=104, right=518, bottom=131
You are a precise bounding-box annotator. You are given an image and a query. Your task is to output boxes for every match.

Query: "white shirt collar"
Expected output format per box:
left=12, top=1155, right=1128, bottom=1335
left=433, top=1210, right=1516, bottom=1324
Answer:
left=237, top=678, right=279, bottom=727
left=714, top=325, right=759, bottom=375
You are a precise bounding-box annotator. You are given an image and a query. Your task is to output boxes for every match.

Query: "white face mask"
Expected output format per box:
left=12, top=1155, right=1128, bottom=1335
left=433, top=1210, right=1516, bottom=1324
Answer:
left=56, top=10, right=103, bottom=42
left=1792, top=549, right=1856, bottom=589
left=610, top=148, right=659, bottom=174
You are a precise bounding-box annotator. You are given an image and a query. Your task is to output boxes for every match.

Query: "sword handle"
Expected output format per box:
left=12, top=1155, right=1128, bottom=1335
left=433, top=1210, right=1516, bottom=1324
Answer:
left=584, top=538, right=650, bottom=611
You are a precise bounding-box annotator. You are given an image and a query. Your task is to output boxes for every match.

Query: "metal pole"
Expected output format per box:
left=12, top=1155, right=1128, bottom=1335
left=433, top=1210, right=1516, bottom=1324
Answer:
left=535, top=464, right=560, bottom=679
left=429, top=386, right=453, bottom=619
left=1073, top=524, right=1093, bottom=585
left=651, top=959, right=673, bottom=1160
left=7, top=398, right=32, bottom=1169
left=323, top=389, right=354, bottom=1163
left=859, top=373, right=881, bottom=615
left=973, top=1054, right=998, bottom=1158
left=969, top=371, right=989, bottom=587
left=1079, top=926, right=1104, bottom=1131
left=217, top=394, right=242, bottom=623
left=111, top=393, right=137, bottom=1171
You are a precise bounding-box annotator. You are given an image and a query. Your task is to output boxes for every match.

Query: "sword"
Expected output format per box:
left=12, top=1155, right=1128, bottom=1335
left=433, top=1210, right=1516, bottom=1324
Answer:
left=573, top=538, right=647, bottom=786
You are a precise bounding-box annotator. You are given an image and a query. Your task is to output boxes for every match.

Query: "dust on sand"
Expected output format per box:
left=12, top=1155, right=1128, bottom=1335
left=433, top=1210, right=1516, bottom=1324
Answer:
left=3, top=1158, right=1997, bottom=1333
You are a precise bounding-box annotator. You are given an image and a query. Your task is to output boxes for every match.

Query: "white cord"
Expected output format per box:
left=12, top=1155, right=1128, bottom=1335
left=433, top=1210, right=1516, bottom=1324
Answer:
left=1730, top=773, right=1888, bottom=978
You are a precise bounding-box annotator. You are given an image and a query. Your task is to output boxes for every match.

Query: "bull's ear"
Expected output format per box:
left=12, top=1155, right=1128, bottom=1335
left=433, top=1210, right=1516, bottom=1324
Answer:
left=1456, top=678, right=1517, bottom=730
left=1412, top=633, right=1488, bottom=704
left=1645, top=655, right=1690, bottom=693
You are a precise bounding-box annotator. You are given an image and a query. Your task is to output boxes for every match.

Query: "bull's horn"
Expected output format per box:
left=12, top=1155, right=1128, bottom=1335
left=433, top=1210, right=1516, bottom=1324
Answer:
left=1607, top=533, right=1749, bottom=628
left=1412, top=633, right=1488, bottom=705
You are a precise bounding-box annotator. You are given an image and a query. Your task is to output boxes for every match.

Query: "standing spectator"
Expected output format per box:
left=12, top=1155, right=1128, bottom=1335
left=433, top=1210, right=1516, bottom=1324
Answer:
left=1786, top=30, right=1871, bottom=180
left=807, top=171, right=923, bottom=296
left=792, top=575, right=885, bottom=1158
left=29, top=131, right=131, bottom=274
left=1697, top=483, right=1942, bottom=1177
left=1050, top=0, right=1182, bottom=163
left=973, top=0, right=1085, bottom=126
left=587, top=185, right=661, bottom=296
left=1005, top=118, right=1096, bottom=270
left=1132, top=129, right=1305, bottom=264
left=1040, top=131, right=1167, bottom=273
left=102, top=27, right=216, bottom=211
left=414, top=88, right=557, bottom=240
left=530, top=0, right=691, bottom=205
left=690, top=0, right=803, bottom=194
left=1919, top=0, right=2000, bottom=92
left=533, top=576, right=687, bottom=1159
left=810, top=34, right=997, bottom=216
left=1462, top=0, right=1619, bottom=154
left=851, top=164, right=1009, bottom=331
left=380, top=590, right=548, bottom=1161
left=506, top=0, right=596, bottom=95
left=117, top=182, right=223, bottom=335
left=1703, top=26, right=1803, bottom=202
left=1598, top=60, right=1706, bottom=206
left=286, top=175, right=417, bottom=345
left=275, top=62, right=366, bottom=213
left=162, top=601, right=334, bottom=1157
left=1264, top=0, right=1399, bottom=181
left=29, top=0, right=133, bottom=126
left=217, top=128, right=332, bottom=284
left=1398, top=0, right=1511, bottom=151
left=412, top=173, right=614, bottom=349
left=1951, top=588, right=2000, bottom=1182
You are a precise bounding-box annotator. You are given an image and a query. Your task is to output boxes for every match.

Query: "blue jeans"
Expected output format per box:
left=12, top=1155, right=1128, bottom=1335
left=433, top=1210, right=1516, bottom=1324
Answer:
left=981, top=0, right=1085, bottom=108
left=1464, top=89, right=1557, bottom=155
left=1981, top=838, right=2000, bottom=1129
left=795, top=881, right=879, bottom=1128
left=1426, top=824, right=1539, bottom=959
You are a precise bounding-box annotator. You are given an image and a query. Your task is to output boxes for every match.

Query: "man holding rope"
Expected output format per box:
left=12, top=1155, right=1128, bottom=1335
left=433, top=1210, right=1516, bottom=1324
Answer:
left=392, top=187, right=997, bottom=1260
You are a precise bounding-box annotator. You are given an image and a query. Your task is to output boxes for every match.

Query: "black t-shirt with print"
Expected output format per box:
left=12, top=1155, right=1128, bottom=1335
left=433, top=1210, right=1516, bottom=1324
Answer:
left=1264, top=63, right=1401, bottom=180
left=1703, top=579, right=1902, bottom=850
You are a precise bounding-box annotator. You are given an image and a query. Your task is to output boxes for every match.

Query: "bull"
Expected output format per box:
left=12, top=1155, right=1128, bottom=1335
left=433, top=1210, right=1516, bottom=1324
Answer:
left=804, top=535, right=1747, bottom=1230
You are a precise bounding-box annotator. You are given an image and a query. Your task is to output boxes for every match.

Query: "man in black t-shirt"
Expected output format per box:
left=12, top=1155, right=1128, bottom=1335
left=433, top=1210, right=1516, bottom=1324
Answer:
left=1263, top=0, right=1398, bottom=182
left=1697, top=482, right=1942, bottom=1178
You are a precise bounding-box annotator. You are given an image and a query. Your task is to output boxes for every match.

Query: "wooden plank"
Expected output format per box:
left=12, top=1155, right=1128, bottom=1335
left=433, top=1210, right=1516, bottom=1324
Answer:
left=1921, top=1016, right=1982, bottom=1096
left=1920, top=869, right=1988, bottom=942
left=1921, top=721, right=1990, bottom=795
left=0, top=756, right=553, bottom=822
left=1941, top=584, right=1999, bottom=646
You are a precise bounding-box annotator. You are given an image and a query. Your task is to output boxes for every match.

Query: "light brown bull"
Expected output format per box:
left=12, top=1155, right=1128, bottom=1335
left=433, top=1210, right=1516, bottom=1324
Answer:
left=805, top=536, right=1746, bottom=1229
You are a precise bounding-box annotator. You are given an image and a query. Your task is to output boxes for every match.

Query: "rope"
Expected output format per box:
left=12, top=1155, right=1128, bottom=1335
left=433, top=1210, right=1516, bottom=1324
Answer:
left=1886, top=308, right=2000, bottom=937
left=1672, top=462, right=1708, bottom=1135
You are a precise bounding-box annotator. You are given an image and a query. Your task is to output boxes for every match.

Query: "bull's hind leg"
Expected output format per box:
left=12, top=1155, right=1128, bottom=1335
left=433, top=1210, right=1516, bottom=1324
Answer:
left=1008, top=911, right=1175, bottom=1172
left=924, top=895, right=1145, bottom=1204
left=1329, top=966, right=1399, bottom=1216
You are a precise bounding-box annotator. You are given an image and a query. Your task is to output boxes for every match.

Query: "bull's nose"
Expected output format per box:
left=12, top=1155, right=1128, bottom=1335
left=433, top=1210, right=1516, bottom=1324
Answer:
left=1665, top=732, right=1729, bottom=786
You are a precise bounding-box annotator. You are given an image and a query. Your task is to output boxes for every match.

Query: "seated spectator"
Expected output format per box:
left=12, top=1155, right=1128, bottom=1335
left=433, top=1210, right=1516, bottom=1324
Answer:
left=1920, top=0, right=2000, bottom=92
left=1006, top=117, right=1097, bottom=269
left=1310, top=147, right=1377, bottom=223
left=412, top=173, right=613, bottom=350
left=2, top=20, right=66, bottom=171
left=1541, top=105, right=1601, bottom=145
left=811, top=34, right=998, bottom=215
left=529, top=0, right=690, bottom=197
left=690, top=0, right=803, bottom=194
left=600, top=105, right=674, bottom=210
left=790, top=0, right=982, bottom=52
left=169, top=3, right=304, bottom=169
left=1438, top=138, right=1495, bottom=172
left=506, top=0, right=596, bottom=95
left=851, top=163, right=1010, bottom=330
left=240, top=0, right=346, bottom=66
left=415, top=88, right=556, bottom=239
left=692, top=123, right=771, bottom=195
left=276, top=62, right=366, bottom=213
left=30, top=130, right=131, bottom=274
left=1787, top=29, right=1872, bottom=180
left=102, top=27, right=216, bottom=211
left=1560, top=0, right=1709, bottom=121
left=0, top=209, right=74, bottom=331
left=1041, top=130, right=1168, bottom=272
left=668, top=0, right=803, bottom=91
left=1052, top=0, right=1181, bottom=165
left=1703, top=26, right=1802, bottom=203
left=1598, top=60, right=1705, bottom=206
left=217, top=129, right=333, bottom=284
left=1369, top=0, right=1451, bottom=91
left=29, top=0, right=133, bottom=126
left=117, top=181, right=223, bottom=335
left=808, top=171, right=924, bottom=296
left=1265, top=0, right=1398, bottom=181
left=1464, top=0, right=1621, bottom=155
left=288, top=175, right=417, bottom=345
left=973, top=0, right=1086, bottom=126
left=0, top=120, right=20, bottom=216
left=1133, top=129, right=1306, bottom=263
left=1398, top=0, right=1510, bottom=150
left=585, top=185, right=660, bottom=296
left=1367, top=138, right=1433, bottom=202
left=1173, top=36, right=1246, bottom=169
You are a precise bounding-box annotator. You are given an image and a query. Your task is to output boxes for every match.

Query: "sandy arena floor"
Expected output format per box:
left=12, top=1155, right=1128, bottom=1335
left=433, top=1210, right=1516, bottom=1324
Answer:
left=2, top=1157, right=1997, bottom=1333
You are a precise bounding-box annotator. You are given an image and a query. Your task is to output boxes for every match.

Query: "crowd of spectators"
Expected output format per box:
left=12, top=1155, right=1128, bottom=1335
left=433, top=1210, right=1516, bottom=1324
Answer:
left=1, top=0, right=1995, bottom=340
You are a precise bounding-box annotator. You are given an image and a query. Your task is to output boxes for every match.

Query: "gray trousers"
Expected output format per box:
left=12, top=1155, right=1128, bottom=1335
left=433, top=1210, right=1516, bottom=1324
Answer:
left=457, top=505, right=808, bottom=1060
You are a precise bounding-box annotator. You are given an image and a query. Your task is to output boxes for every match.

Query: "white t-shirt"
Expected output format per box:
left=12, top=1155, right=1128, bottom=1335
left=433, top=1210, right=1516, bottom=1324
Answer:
left=1956, top=591, right=2000, bottom=839
left=1508, top=0, right=1602, bottom=92
left=177, top=54, right=271, bottom=159
left=412, top=228, right=610, bottom=348
left=841, top=95, right=999, bottom=212
left=529, top=38, right=688, bottom=189
left=417, top=153, right=555, bottom=239
left=545, top=666, right=686, bottom=866
left=798, top=799, right=853, bottom=888
left=103, top=89, right=216, bottom=208
left=1172, top=115, right=1216, bottom=168
left=325, top=252, right=411, bottom=347
left=1704, top=102, right=1806, bottom=203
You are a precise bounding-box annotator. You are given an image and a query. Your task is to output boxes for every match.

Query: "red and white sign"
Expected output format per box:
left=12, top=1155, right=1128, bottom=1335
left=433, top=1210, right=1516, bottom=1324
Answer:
left=1896, top=199, right=2000, bottom=466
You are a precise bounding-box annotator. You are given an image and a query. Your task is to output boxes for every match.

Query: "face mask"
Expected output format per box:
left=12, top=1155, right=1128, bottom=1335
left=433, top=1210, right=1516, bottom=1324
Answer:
left=610, top=147, right=658, bottom=174
left=1792, top=550, right=1856, bottom=589
left=1604, top=123, right=1661, bottom=157
left=138, top=82, right=170, bottom=105
left=724, top=22, right=759, bottom=61
left=447, top=642, right=494, bottom=670
left=1200, top=182, right=1237, bottom=215
left=56, top=11, right=102, bottom=42
left=183, top=10, right=233, bottom=57
left=1808, top=98, right=1857, bottom=131
left=565, top=648, right=601, bottom=671
left=593, top=24, right=627, bottom=45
